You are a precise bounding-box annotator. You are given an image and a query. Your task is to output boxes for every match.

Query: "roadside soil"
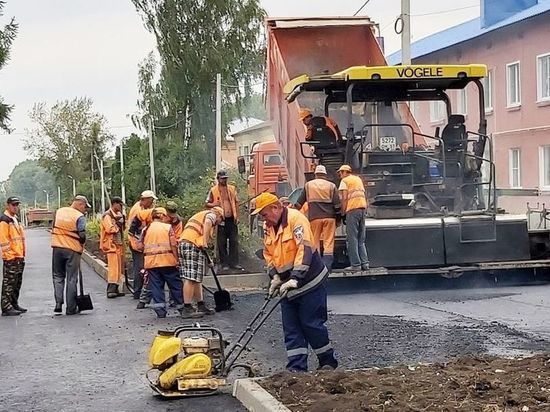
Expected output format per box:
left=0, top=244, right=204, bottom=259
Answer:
left=261, top=354, right=550, bottom=412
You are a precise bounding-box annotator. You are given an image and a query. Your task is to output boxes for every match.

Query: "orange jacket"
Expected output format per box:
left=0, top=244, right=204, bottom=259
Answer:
left=0, top=210, right=25, bottom=260
left=100, top=209, right=123, bottom=253
left=179, top=210, right=217, bottom=248
left=171, top=216, right=184, bottom=240
left=207, top=184, right=238, bottom=220
left=303, top=178, right=340, bottom=220
left=51, top=207, right=84, bottom=253
left=305, top=116, right=342, bottom=142
left=127, top=201, right=153, bottom=251
left=339, top=174, right=367, bottom=212
left=143, top=221, right=178, bottom=269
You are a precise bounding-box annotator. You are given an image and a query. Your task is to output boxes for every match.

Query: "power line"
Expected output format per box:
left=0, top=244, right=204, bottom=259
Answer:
left=353, top=0, right=371, bottom=16
left=411, top=4, right=478, bottom=17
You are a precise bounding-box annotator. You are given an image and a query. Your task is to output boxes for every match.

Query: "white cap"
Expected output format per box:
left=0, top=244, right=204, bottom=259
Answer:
left=314, top=165, right=327, bottom=175
left=140, top=190, right=158, bottom=200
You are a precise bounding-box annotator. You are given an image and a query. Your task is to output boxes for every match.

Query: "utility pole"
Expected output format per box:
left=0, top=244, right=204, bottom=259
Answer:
left=91, top=152, right=96, bottom=216
left=43, top=190, right=49, bottom=210
left=57, top=186, right=61, bottom=209
left=68, top=175, right=76, bottom=197
left=99, top=158, right=105, bottom=212
left=147, top=116, right=156, bottom=193
left=401, top=0, right=412, bottom=65
left=120, top=143, right=126, bottom=205
left=215, top=73, right=222, bottom=172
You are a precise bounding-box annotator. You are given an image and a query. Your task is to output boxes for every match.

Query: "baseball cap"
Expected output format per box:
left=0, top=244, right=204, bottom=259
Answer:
left=337, top=164, right=352, bottom=173
left=298, top=108, right=312, bottom=121
left=250, top=192, right=279, bottom=216
left=165, top=201, right=178, bottom=214
left=6, top=197, right=20, bottom=205
left=140, top=190, right=158, bottom=200
left=111, top=196, right=124, bottom=205
left=216, top=170, right=228, bottom=179
left=152, top=207, right=167, bottom=218
left=74, top=195, right=91, bottom=208
left=314, top=165, right=327, bottom=175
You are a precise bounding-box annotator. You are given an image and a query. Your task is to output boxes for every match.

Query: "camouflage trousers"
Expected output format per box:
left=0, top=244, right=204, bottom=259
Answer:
left=1, top=258, right=25, bottom=311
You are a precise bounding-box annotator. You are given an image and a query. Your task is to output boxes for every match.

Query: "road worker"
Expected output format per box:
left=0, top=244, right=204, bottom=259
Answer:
left=51, top=195, right=89, bottom=315
left=337, top=165, right=369, bottom=271
left=299, top=108, right=343, bottom=145
left=166, top=201, right=184, bottom=239
left=100, top=196, right=125, bottom=299
left=295, top=165, right=340, bottom=271
left=127, top=190, right=156, bottom=299
left=142, top=207, right=183, bottom=318
left=205, top=170, right=243, bottom=271
left=252, top=193, right=337, bottom=372
left=178, top=207, right=224, bottom=318
left=0, top=197, right=26, bottom=316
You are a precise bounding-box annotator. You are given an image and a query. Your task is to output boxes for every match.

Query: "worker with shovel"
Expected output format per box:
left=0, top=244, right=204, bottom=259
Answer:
left=251, top=193, right=338, bottom=372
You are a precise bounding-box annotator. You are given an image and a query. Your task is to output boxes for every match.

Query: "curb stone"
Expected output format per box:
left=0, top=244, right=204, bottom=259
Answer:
left=233, top=378, right=291, bottom=412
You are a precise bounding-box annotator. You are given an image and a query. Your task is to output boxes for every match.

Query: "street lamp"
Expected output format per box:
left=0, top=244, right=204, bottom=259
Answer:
left=67, top=175, right=76, bottom=197
left=42, top=190, right=49, bottom=210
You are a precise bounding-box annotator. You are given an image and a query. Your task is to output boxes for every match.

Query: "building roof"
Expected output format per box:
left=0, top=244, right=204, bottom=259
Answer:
left=224, top=117, right=263, bottom=142
left=230, top=120, right=272, bottom=138
left=388, top=0, right=550, bottom=64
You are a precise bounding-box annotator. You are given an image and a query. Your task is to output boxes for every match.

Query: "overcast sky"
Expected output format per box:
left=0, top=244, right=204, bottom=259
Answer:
left=0, top=0, right=480, bottom=180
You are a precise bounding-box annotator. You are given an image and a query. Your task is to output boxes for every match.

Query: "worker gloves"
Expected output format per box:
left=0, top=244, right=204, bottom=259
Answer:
left=268, top=274, right=283, bottom=297
left=279, top=279, right=298, bottom=296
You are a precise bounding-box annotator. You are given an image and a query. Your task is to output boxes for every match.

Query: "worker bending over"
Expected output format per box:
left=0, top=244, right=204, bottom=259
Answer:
left=127, top=190, right=156, bottom=299
left=142, top=207, right=183, bottom=318
left=299, top=108, right=343, bottom=145
left=295, top=165, right=340, bottom=271
left=0, top=197, right=26, bottom=316
left=252, top=193, right=337, bottom=372
left=178, top=207, right=224, bottom=318
left=100, top=196, right=125, bottom=298
left=337, top=165, right=368, bottom=271
left=166, top=201, right=184, bottom=239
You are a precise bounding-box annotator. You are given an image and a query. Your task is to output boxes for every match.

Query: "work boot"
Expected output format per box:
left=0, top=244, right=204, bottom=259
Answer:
left=197, top=301, right=215, bottom=316
left=136, top=302, right=147, bottom=310
left=54, top=303, right=62, bottom=314
left=180, top=305, right=203, bottom=319
left=361, top=263, right=370, bottom=271
left=343, top=266, right=361, bottom=272
left=13, top=304, right=27, bottom=313
left=115, top=285, right=125, bottom=297
left=318, top=364, right=336, bottom=371
left=66, top=308, right=81, bottom=315
left=2, top=308, right=22, bottom=316
left=107, top=283, right=118, bottom=298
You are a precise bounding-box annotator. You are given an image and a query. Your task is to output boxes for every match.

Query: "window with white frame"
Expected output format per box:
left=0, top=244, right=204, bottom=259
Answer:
left=506, top=62, right=521, bottom=107
left=509, top=148, right=521, bottom=188
left=540, top=146, right=550, bottom=188
left=457, top=88, right=467, bottom=115
left=429, top=100, right=445, bottom=122
left=537, top=53, right=550, bottom=102
left=482, top=70, right=493, bottom=111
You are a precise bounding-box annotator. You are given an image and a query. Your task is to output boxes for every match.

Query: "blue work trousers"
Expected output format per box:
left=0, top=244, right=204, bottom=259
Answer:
left=148, top=267, right=183, bottom=317
left=280, top=284, right=337, bottom=371
left=346, top=208, right=369, bottom=267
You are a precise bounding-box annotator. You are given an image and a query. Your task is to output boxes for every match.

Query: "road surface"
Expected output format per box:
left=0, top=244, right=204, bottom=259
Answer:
left=1, top=229, right=549, bottom=411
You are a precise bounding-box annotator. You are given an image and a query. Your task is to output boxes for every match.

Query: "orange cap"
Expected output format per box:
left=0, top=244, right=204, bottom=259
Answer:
left=298, top=108, right=312, bottom=121
left=250, top=192, right=279, bottom=215
left=337, top=164, right=352, bottom=173
left=210, top=206, right=224, bottom=218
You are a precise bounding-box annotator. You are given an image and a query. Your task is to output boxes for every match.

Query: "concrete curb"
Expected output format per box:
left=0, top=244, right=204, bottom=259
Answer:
left=82, top=250, right=107, bottom=281
left=233, top=378, right=291, bottom=412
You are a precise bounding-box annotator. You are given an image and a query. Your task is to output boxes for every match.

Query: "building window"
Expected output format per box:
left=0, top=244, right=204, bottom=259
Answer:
left=506, top=62, right=521, bottom=107
left=238, top=146, right=243, bottom=156
left=482, top=70, right=493, bottom=112
left=429, top=100, right=445, bottom=122
left=509, top=148, right=521, bottom=188
left=540, top=146, right=550, bottom=188
left=244, top=145, right=249, bottom=156
left=457, top=88, right=467, bottom=115
left=537, top=53, right=550, bottom=102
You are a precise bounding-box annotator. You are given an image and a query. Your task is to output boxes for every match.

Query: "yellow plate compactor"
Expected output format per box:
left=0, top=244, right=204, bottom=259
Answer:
left=146, top=296, right=281, bottom=397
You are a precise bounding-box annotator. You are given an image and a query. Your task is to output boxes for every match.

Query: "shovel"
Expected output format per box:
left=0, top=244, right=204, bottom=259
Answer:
left=203, top=251, right=232, bottom=311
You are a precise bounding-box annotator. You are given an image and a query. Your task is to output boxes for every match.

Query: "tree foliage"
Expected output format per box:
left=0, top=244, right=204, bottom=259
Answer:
left=5, top=160, right=56, bottom=206
left=0, top=1, right=18, bottom=132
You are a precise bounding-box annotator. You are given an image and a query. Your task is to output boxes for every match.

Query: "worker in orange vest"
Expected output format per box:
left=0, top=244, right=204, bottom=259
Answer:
left=178, top=207, right=224, bottom=318
left=337, top=165, right=368, bottom=271
left=100, top=196, right=126, bottom=299
left=295, top=165, right=341, bottom=271
left=251, top=193, right=337, bottom=372
left=142, top=207, right=183, bottom=318
left=127, top=190, right=157, bottom=299
left=299, top=108, right=343, bottom=144
left=51, top=195, right=89, bottom=315
left=0, top=197, right=27, bottom=316
left=166, top=201, right=184, bottom=239
left=205, top=170, right=243, bottom=271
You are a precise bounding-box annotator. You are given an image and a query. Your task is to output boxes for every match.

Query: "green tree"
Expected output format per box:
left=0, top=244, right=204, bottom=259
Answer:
left=5, top=160, right=56, bottom=205
left=0, top=1, right=18, bottom=132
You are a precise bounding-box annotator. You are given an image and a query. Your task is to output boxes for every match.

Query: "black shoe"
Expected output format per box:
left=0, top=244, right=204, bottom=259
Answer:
left=197, top=302, right=215, bottom=315
left=116, top=292, right=126, bottom=297
left=361, top=263, right=370, bottom=271
left=180, top=305, right=203, bottom=319
left=13, top=305, right=27, bottom=313
left=136, top=302, right=146, bottom=309
left=66, top=309, right=81, bottom=315
left=107, top=292, right=118, bottom=299
left=54, top=303, right=63, bottom=314
left=2, top=308, right=22, bottom=316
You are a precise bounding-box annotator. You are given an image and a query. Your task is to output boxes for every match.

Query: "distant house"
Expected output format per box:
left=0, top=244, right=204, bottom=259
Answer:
left=224, top=120, right=274, bottom=170
left=389, top=0, right=550, bottom=214
left=221, top=118, right=264, bottom=169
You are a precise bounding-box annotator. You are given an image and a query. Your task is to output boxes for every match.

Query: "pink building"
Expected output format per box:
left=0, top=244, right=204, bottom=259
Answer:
left=389, top=0, right=550, bottom=214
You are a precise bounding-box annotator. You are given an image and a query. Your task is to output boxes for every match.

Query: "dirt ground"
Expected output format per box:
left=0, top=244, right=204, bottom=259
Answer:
left=261, top=355, right=550, bottom=412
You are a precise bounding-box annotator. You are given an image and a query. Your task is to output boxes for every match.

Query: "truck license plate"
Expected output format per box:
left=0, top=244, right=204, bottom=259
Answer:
left=379, top=136, right=397, bottom=151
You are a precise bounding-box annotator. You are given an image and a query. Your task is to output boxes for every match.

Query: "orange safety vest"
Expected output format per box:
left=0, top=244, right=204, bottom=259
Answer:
left=180, top=210, right=216, bottom=248
left=263, top=208, right=315, bottom=274
left=143, top=221, right=177, bottom=269
left=127, top=201, right=153, bottom=251
left=0, top=211, right=25, bottom=260
left=100, top=209, right=123, bottom=253
left=51, top=207, right=84, bottom=253
left=305, top=178, right=336, bottom=205
left=209, top=184, right=238, bottom=219
left=341, top=175, right=367, bottom=212
left=171, top=217, right=184, bottom=240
